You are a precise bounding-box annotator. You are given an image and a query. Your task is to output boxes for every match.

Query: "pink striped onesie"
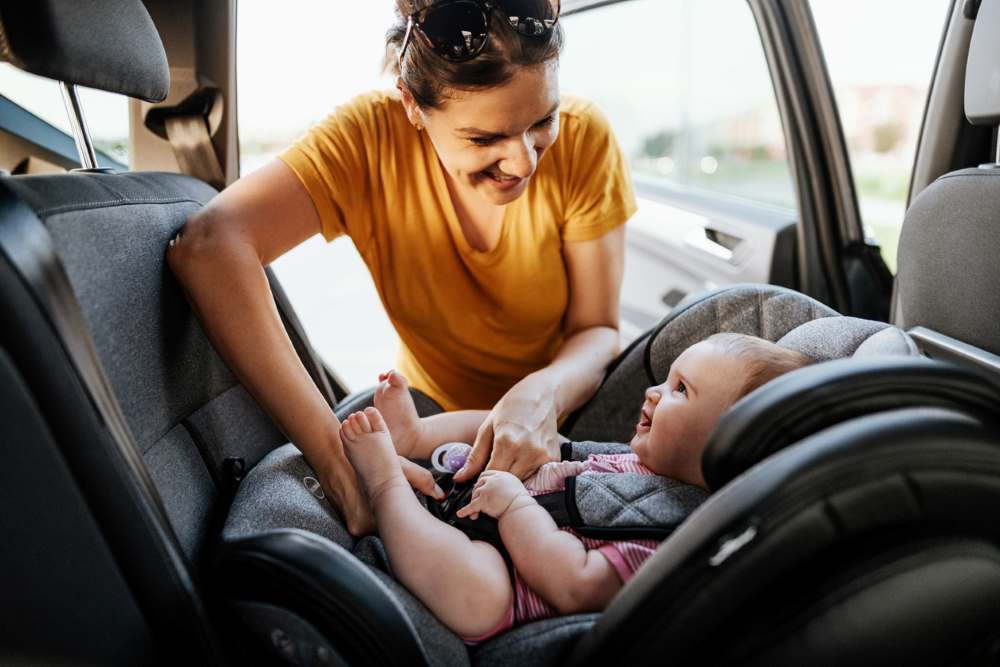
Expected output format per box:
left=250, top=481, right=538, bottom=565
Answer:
left=462, top=453, right=660, bottom=644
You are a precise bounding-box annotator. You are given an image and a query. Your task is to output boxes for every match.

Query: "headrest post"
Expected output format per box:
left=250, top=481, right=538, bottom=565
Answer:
left=59, top=82, right=98, bottom=170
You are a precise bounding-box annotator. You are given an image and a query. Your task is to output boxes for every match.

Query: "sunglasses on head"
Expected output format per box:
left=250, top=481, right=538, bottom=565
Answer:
left=398, top=0, right=561, bottom=66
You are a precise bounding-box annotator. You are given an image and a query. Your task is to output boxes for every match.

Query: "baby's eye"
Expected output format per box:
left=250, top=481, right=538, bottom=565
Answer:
left=675, top=381, right=687, bottom=396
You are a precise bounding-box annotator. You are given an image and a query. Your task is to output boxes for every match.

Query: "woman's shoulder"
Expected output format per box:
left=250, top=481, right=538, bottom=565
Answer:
left=326, top=88, right=408, bottom=128
left=557, top=94, right=612, bottom=135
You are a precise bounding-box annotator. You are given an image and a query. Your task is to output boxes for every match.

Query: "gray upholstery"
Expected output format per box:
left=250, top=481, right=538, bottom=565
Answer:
left=474, top=615, right=600, bottom=667
left=574, top=474, right=707, bottom=531
left=896, top=168, right=1000, bottom=356
left=965, top=0, right=1000, bottom=125
left=6, top=172, right=288, bottom=561
left=224, top=444, right=352, bottom=549
left=776, top=315, right=917, bottom=361
left=565, top=285, right=838, bottom=443
left=0, top=0, right=170, bottom=102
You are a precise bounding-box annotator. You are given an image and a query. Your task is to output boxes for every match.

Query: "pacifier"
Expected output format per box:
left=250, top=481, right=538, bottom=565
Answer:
left=430, top=442, right=472, bottom=474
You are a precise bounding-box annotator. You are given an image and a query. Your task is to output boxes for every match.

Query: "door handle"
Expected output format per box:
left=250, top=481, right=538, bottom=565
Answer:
left=683, top=226, right=742, bottom=262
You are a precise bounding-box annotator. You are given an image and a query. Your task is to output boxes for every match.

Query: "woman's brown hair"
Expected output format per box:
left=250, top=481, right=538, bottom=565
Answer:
left=384, top=1, right=564, bottom=109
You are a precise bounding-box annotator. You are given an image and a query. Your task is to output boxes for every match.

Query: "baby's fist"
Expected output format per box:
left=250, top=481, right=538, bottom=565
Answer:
left=456, top=470, right=529, bottom=520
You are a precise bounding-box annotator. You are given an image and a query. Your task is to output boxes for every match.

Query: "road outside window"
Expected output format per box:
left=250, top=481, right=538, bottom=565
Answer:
left=810, top=0, right=950, bottom=273
left=560, top=0, right=796, bottom=211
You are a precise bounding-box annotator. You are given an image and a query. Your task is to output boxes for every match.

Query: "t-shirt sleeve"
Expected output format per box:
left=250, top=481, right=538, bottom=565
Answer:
left=560, top=103, right=638, bottom=243
left=277, top=95, right=375, bottom=244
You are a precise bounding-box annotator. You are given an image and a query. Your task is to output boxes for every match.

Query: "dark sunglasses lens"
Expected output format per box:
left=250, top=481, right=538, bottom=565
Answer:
left=422, top=2, right=488, bottom=60
left=498, top=0, right=559, bottom=36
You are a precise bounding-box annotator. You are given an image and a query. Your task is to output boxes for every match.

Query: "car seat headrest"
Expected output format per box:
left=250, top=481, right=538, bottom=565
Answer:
left=966, top=0, right=1000, bottom=126
left=702, top=356, right=1000, bottom=492
left=776, top=316, right=917, bottom=361
left=0, top=0, right=169, bottom=102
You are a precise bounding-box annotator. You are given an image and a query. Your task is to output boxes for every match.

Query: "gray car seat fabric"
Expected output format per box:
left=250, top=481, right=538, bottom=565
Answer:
left=5, top=173, right=289, bottom=563
left=896, top=168, right=1000, bottom=356
left=564, top=284, right=916, bottom=444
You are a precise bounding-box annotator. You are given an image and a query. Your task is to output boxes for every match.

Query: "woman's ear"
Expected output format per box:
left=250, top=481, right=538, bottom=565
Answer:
left=396, top=78, right=424, bottom=131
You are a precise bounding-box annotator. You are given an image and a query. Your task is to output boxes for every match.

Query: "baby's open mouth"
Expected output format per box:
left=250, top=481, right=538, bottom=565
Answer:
left=636, top=409, right=652, bottom=431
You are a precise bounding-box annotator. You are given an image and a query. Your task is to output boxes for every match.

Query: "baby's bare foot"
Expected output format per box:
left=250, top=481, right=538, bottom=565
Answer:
left=374, top=370, right=425, bottom=458
left=340, top=407, right=408, bottom=504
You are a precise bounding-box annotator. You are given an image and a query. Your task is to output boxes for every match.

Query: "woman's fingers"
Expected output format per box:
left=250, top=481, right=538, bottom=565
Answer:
left=399, top=457, right=445, bottom=500
left=455, top=421, right=494, bottom=482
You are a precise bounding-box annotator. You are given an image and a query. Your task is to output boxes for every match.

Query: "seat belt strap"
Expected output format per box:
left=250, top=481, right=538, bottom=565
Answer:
left=163, top=113, right=225, bottom=190
left=145, top=87, right=226, bottom=190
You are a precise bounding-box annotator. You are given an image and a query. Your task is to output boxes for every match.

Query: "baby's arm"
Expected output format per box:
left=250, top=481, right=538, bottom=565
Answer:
left=406, top=410, right=490, bottom=459
left=457, top=472, right=622, bottom=614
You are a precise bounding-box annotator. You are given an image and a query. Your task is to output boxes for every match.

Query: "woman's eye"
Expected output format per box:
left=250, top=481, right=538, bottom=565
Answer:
left=534, top=115, right=554, bottom=128
left=470, top=136, right=498, bottom=147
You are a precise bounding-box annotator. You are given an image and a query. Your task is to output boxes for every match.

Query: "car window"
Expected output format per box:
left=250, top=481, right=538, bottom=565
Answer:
left=0, top=63, right=130, bottom=167
left=810, top=0, right=950, bottom=273
left=559, top=0, right=796, bottom=211
left=237, top=1, right=398, bottom=391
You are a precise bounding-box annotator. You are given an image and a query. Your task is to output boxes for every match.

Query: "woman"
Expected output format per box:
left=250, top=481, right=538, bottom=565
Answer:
left=168, top=0, right=636, bottom=536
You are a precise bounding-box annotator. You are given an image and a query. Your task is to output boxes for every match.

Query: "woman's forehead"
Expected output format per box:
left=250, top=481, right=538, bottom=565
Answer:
left=435, top=62, right=559, bottom=131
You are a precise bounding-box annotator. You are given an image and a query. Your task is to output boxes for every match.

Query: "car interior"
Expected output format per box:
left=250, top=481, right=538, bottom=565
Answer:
left=2, top=0, right=1000, bottom=665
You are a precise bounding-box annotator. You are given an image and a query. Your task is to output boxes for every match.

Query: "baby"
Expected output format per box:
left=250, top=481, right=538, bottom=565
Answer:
left=339, top=333, right=813, bottom=642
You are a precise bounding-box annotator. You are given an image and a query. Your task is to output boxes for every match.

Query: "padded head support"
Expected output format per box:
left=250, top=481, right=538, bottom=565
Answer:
left=966, top=0, right=1000, bottom=125
left=0, top=0, right=169, bottom=102
left=703, top=357, right=1000, bottom=491
left=573, top=407, right=1000, bottom=665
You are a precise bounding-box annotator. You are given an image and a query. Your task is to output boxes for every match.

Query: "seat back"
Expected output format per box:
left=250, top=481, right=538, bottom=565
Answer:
left=4, top=172, right=294, bottom=562
left=0, top=1, right=338, bottom=662
left=895, top=0, right=1000, bottom=360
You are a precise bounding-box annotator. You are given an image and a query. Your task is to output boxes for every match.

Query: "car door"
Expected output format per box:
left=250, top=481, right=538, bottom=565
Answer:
left=560, top=0, right=806, bottom=342
left=560, top=0, right=947, bottom=338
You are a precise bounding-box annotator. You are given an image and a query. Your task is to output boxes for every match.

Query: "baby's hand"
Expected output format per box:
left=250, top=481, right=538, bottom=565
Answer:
left=456, top=470, right=531, bottom=520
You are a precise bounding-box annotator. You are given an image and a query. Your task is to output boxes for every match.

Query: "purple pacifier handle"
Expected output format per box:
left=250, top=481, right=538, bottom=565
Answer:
left=433, top=442, right=472, bottom=474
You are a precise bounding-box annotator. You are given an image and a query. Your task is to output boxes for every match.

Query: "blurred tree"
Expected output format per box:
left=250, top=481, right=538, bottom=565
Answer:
left=641, top=129, right=676, bottom=158
left=873, top=121, right=904, bottom=154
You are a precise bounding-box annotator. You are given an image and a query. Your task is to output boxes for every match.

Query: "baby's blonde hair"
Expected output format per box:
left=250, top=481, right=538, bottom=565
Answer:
left=705, top=333, right=815, bottom=399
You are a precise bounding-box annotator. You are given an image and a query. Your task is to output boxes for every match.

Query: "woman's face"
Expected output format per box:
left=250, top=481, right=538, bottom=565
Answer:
left=402, top=61, right=561, bottom=206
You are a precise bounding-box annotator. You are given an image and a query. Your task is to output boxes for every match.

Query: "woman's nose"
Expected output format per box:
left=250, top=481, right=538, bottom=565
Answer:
left=499, top=134, right=537, bottom=179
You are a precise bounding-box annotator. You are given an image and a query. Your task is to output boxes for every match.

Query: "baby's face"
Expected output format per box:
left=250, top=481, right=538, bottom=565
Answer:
left=629, top=342, right=748, bottom=488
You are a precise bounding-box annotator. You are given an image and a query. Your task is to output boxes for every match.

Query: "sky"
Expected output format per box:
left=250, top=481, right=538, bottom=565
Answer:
left=0, top=0, right=951, bottom=143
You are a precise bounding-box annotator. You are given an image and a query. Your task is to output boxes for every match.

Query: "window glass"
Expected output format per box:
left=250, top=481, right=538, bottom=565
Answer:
left=237, top=1, right=397, bottom=391
left=0, top=63, right=130, bottom=167
left=560, top=0, right=795, bottom=210
left=810, top=0, right=950, bottom=273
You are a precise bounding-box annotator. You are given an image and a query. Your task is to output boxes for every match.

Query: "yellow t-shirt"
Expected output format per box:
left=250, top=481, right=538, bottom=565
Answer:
left=279, top=90, right=637, bottom=411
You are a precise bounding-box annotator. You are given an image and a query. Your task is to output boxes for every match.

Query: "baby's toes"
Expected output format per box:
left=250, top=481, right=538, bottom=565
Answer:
left=364, top=406, right=388, bottom=432
left=354, top=411, right=372, bottom=433
left=386, top=370, right=409, bottom=389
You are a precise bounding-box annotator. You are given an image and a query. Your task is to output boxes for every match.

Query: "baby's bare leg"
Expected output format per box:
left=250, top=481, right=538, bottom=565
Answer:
left=375, top=371, right=489, bottom=459
left=341, top=407, right=511, bottom=637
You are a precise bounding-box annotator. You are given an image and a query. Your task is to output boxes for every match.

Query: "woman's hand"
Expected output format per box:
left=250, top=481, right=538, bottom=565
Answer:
left=456, top=471, right=533, bottom=520
left=453, top=373, right=562, bottom=482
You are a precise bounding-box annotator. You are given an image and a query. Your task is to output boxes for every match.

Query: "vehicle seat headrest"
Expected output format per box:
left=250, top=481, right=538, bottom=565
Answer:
left=966, top=0, right=1000, bottom=125
left=0, top=0, right=169, bottom=102
left=776, top=316, right=918, bottom=361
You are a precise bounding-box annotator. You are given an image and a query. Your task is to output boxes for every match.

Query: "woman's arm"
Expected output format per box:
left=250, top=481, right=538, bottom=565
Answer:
left=168, top=159, right=439, bottom=535
left=457, top=471, right=622, bottom=614
left=455, top=225, right=626, bottom=481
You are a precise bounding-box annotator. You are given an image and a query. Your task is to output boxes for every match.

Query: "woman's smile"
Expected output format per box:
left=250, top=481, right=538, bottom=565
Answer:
left=477, top=167, right=526, bottom=191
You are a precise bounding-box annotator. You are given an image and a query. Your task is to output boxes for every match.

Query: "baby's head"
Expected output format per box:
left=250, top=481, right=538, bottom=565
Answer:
left=630, top=333, right=814, bottom=489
